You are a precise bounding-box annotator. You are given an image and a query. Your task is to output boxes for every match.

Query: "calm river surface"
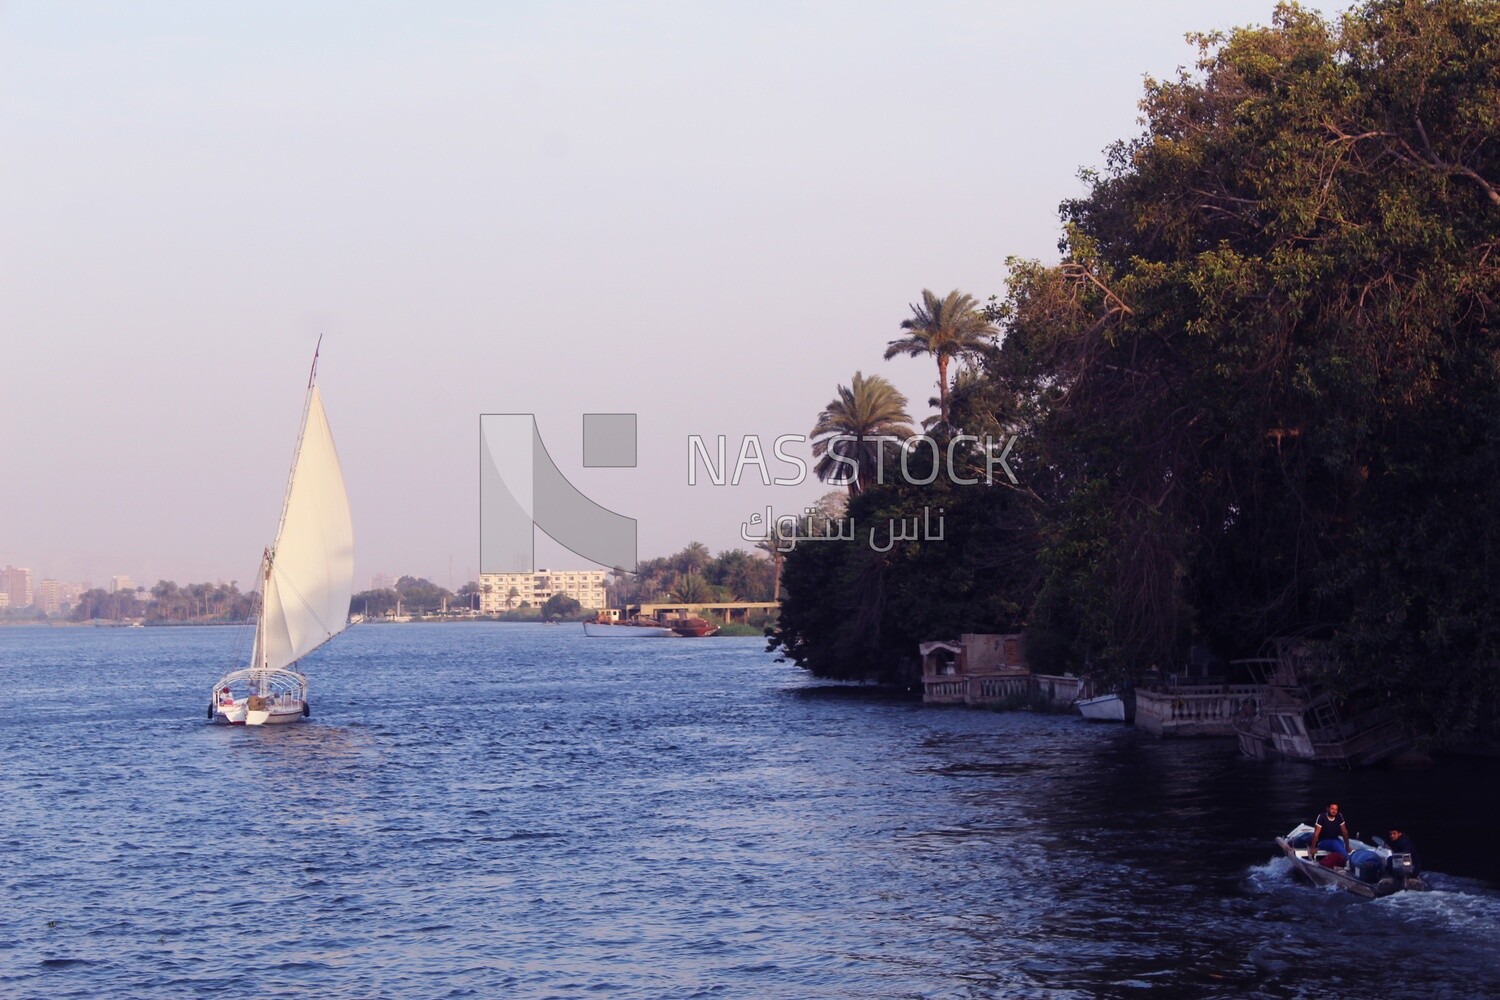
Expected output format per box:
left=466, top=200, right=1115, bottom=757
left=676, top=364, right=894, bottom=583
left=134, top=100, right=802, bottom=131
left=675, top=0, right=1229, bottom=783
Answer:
left=1, top=622, right=1497, bottom=998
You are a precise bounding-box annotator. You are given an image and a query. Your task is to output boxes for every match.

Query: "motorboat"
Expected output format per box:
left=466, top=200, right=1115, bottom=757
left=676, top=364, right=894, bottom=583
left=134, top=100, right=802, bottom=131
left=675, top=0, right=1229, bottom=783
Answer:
left=1275, top=823, right=1428, bottom=898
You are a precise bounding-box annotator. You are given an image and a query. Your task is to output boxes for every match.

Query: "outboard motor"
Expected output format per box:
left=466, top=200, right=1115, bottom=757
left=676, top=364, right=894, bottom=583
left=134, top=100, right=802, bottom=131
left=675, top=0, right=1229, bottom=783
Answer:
left=1386, top=853, right=1416, bottom=878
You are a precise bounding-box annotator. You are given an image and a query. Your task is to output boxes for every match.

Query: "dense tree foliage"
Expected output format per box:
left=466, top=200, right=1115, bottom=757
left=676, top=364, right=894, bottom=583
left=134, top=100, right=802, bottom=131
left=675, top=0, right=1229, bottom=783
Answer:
left=350, top=588, right=399, bottom=617
left=772, top=432, right=1035, bottom=684
left=615, top=542, right=780, bottom=606
left=773, top=1, right=1500, bottom=743
left=147, top=581, right=257, bottom=622
left=393, top=576, right=453, bottom=612
left=70, top=588, right=148, bottom=622
left=1010, top=0, right=1500, bottom=741
left=69, top=581, right=257, bottom=622
left=540, top=593, right=583, bottom=620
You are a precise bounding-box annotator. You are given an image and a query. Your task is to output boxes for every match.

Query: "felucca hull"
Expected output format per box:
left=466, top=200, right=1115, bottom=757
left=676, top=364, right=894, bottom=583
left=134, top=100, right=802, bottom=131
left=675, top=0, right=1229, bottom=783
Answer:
left=210, top=667, right=309, bottom=726
left=215, top=704, right=249, bottom=725
left=246, top=704, right=304, bottom=726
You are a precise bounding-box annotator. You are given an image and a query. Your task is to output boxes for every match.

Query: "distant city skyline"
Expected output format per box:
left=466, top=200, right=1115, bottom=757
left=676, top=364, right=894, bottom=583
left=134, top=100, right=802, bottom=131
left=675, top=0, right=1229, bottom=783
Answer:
left=0, top=1, right=1341, bottom=584
left=0, top=564, right=91, bottom=614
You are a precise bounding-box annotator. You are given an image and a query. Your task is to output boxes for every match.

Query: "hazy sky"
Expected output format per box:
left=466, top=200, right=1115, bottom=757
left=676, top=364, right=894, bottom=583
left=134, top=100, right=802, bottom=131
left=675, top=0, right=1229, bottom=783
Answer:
left=1, top=1, right=1338, bottom=589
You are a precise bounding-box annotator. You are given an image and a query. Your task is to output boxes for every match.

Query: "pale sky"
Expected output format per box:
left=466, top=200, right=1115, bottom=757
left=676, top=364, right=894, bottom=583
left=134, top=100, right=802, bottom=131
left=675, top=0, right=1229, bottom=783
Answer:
left=0, top=1, right=1337, bottom=589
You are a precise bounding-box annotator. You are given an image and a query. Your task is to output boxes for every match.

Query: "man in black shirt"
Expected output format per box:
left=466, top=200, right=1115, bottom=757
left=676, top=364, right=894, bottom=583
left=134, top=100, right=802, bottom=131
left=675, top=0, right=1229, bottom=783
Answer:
left=1388, top=828, right=1421, bottom=875
left=1312, top=801, right=1351, bottom=861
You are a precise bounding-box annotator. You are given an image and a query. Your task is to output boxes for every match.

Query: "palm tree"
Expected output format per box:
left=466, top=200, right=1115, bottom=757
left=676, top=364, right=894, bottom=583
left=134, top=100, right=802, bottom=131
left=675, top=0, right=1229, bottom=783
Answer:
left=676, top=541, right=711, bottom=578
left=883, top=288, right=996, bottom=427
left=671, top=572, right=712, bottom=604
left=709, top=549, right=755, bottom=600
left=634, top=556, right=674, bottom=602
left=755, top=537, right=786, bottom=602
left=811, top=371, right=914, bottom=495
left=607, top=565, right=631, bottom=609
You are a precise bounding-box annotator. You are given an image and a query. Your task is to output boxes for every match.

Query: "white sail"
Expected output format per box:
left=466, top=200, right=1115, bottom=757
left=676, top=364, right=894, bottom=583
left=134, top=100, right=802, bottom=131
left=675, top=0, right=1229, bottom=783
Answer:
left=255, top=385, right=355, bottom=672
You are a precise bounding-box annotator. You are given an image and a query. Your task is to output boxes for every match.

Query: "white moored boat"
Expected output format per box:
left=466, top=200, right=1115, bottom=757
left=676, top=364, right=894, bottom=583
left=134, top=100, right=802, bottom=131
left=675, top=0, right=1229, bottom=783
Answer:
left=582, top=611, right=675, bottom=637
left=1075, top=693, right=1126, bottom=722
left=582, top=619, right=676, bottom=637
left=210, top=344, right=355, bottom=726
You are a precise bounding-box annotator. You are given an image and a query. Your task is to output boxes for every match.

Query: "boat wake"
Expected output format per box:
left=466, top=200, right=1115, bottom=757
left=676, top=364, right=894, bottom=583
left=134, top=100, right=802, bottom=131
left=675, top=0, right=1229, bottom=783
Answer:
left=1243, top=855, right=1305, bottom=895
left=1375, top=876, right=1500, bottom=935
left=1246, top=854, right=1500, bottom=938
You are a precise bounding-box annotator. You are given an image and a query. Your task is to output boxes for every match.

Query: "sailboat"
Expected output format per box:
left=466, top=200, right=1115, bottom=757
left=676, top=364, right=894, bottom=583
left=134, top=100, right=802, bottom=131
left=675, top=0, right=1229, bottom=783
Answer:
left=209, top=345, right=355, bottom=725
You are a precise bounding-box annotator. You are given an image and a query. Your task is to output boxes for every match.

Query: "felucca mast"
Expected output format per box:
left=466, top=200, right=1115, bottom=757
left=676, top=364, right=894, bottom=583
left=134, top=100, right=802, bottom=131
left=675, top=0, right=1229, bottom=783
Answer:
left=255, top=337, right=324, bottom=694
left=270, top=336, right=323, bottom=554
left=306, top=333, right=321, bottom=388
left=255, top=546, right=271, bottom=693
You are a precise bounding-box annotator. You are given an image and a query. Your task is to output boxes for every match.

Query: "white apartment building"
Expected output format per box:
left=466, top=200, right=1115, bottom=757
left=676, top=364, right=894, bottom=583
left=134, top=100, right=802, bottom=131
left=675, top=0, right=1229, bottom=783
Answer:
left=479, top=568, right=608, bottom=613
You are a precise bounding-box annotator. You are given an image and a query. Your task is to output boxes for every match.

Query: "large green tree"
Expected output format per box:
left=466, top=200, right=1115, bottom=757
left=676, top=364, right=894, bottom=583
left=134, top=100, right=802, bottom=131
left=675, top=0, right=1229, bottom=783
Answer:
left=774, top=1, right=1500, bottom=744
left=771, top=428, right=1036, bottom=683
left=541, top=593, right=583, bottom=620
left=996, top=0, right=1500, bottom=741
left=394, top=576, right=453, bottom=613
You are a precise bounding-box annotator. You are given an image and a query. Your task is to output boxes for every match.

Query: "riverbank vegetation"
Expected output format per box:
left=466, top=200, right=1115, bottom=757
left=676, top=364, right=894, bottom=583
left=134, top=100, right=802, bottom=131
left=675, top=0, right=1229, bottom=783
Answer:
left=611, top=543, right=781, bottom=607
left=67, top=581, right=257, bottom=623
left=54, top=542, right=781, bottom=631
left=771, top=0, right=1500, bottom=746
left=350, top=576, right=464, bottom=617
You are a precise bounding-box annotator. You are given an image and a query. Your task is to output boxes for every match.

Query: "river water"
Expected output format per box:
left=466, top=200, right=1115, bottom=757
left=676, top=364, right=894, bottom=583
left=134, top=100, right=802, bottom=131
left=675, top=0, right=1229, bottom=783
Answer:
left=1, top=622, right=1497, bottom=998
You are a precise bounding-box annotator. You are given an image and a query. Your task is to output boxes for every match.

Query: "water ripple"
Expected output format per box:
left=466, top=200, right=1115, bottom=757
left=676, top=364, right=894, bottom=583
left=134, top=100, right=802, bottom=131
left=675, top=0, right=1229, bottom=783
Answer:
left=1, top=622, right=1497, bottom=998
